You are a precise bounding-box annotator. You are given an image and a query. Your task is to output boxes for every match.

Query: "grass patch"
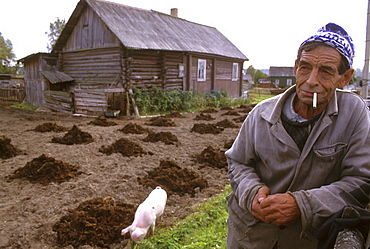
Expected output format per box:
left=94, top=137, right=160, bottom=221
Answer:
left=247, top=89, right=276, bottom=104
left=10, top=102, right=39, bottom=110
left=135, top=185, right=232, bottom=249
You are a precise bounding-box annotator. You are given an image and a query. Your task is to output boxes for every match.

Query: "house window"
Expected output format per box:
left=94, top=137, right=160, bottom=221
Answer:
left=287, top=79, right=293, bottom=86
left=232, top=63, right=239, bottom=81
left=178, top=64, right=185, bottom=77
left=197, top=59, right=206, bottom=81
left=275, top=79, right=280, bottom=86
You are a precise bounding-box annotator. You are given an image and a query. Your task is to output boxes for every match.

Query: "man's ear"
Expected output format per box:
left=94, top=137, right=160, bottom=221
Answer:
left=294, top=60, right=298, bottom=76
left=339, top=68, right=355, bottom=88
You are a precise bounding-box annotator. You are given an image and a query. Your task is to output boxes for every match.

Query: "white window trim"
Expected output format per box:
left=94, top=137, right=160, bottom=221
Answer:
left=232, top=63, right=239, bottom=81
left=197, top=59, right=206, bottom=82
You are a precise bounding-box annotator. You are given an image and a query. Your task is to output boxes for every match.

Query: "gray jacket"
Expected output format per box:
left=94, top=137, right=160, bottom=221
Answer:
left=226, top=86, right=370, bottom=249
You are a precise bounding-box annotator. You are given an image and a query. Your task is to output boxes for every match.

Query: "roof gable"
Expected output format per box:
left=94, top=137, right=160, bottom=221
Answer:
left=53, top=0, right=248, bottom=60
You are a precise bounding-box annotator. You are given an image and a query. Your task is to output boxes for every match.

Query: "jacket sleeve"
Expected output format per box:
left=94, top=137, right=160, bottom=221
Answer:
left=226, top=110, right=266, bottom=212
left=292, top=105, right=370, bottom=235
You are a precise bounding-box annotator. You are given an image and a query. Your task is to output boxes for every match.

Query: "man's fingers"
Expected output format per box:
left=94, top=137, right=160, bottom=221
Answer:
left=258, top=197, right=265, bottom=203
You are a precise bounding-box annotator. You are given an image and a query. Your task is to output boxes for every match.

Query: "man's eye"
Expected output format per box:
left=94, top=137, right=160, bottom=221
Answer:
left=322, top=70, right=334, bottom=76
left=299, top=66, right=310, bottom=71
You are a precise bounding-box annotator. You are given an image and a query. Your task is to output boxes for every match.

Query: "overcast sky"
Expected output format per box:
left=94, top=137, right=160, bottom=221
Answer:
left=1, top=0, right=368, bottom=70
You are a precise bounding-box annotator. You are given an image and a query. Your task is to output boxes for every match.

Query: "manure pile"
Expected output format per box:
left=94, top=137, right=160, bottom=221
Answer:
left=142, top=131, right=179, bottom=145
left=191, top=123, right=224, bottom=134
left=53, top=197, right=136, bottom=248
left=138, top=160, right=208, bottom=197
left=99, top=138, right=150, bottom=157
left=52, top=125, right=93, bottom=145
left=145, top=116, right=177, bottom=127
left=9, top=154, right=82, bottom=185
left=0, top=135, right=22, bottom=159
left=118, top=123, right=151, bottom=134
left=195, top=146, right=228, bottom=170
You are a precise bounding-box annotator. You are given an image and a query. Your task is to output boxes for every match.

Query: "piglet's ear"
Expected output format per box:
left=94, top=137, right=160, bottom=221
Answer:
left=121, top=226, right=131, bottom=235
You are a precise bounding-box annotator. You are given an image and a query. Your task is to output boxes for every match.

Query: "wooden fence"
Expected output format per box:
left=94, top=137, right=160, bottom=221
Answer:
left=0, top=88, right=26, bottom=102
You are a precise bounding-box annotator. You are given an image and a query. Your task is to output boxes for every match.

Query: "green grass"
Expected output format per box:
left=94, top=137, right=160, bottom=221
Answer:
left=134, top=185, right=232, bottom=249
left=247, top=89, right=276, bottom=104
left=10, top=102, right=39, bottom=110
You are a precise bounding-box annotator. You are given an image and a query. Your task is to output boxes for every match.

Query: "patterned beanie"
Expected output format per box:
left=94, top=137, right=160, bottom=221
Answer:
left=299, top=23, right=355, bottom=67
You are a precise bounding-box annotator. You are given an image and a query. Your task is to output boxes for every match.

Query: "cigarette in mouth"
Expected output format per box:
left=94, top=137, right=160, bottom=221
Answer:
left=313, top=93, right=317, bottom=109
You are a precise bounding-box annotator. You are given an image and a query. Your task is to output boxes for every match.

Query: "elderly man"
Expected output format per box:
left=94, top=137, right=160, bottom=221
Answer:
left=226, top=23, right=370, bottom=249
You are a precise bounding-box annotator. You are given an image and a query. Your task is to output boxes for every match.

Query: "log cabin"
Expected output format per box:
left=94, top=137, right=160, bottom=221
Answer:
left=19, top=0, right=248, bottom=115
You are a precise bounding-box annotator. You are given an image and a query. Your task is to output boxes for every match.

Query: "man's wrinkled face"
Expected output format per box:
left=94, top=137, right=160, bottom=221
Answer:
left=294, top=46, right=349, bottom=108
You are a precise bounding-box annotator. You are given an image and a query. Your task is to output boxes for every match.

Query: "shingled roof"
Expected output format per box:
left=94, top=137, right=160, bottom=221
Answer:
left=53, top=0, right=248, bottom=60
left=42, top=71, right=74, bottom=84
left=269, top=67, right=295, bottom=77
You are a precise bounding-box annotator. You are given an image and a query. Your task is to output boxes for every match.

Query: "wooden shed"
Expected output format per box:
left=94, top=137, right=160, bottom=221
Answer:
left=20, top=0, right=248, bottom=115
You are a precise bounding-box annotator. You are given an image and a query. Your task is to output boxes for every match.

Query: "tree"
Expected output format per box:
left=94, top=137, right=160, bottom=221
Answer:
left=253, top=70, right=268, bottom=83
left=0, top=32, right=16, bottom=74
left=46, top=17, right=66, bottom=52
left=246, top=65, right=256, bottom=78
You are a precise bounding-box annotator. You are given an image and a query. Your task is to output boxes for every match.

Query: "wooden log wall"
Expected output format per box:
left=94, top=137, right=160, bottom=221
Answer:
left=213, top=60, right=239, bottom=97
left=163, top=52, right=185, bottom=89
left=73, top=88, right=108, bottom=115
left=62, top=46, right=122, bottom=89
left=188, top=56, right=243, bottom=97
left=44, top=90, right=73, bottom=113
left=129, top=50, right=185, bottom=90
left=129, top=50, right=162, bottom=89
left=190, top=57, right=211, bottom=92
left=215, top=60, right=233, bottom=80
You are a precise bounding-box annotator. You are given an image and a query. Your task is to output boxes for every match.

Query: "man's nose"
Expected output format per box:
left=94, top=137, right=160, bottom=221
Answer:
left=306, top=69, right=320, bottom=86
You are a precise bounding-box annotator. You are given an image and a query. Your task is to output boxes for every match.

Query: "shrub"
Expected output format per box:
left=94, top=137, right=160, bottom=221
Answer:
left=132, top=87, right=250, bottom=115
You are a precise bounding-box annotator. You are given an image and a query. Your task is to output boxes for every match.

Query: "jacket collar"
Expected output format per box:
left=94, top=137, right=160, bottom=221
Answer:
left=261, top=85, right=339, bottom=124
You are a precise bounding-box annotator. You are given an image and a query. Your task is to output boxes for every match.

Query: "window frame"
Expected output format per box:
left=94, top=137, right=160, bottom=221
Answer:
left=197, top=59, right=206, bottom=82
left=178, top=64, right=185, bottom=77
left=232, top=63, right=239, bottom=81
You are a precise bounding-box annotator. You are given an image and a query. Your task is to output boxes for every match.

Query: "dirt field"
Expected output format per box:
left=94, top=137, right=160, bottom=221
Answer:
left=0, top=103, right=253, bottom=248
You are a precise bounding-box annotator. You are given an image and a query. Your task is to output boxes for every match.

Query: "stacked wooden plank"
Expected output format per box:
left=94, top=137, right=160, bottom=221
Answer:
left=44, top=91, right=73, bottom=113
left=73, top=88, right=108, bottom=115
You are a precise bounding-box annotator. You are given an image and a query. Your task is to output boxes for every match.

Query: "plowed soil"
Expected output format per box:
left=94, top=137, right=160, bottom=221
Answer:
left=33, top=122, right=69, bottom=132
left=0, top=104, right=253, bottom=248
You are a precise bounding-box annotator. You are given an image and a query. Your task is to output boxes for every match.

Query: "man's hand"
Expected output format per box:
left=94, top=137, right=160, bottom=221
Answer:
left=251, top=186, right=270, bottom=223
left=252, top=189, right=300, bottom=226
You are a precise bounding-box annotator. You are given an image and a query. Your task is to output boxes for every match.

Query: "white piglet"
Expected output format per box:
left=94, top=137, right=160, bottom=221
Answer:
left=121, top=186, right=167, bottom=243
